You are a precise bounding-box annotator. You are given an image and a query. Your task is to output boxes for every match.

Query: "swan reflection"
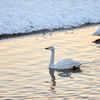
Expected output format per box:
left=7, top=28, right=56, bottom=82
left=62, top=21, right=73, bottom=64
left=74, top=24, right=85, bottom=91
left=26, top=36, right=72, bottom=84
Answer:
left=48, top=67, right=82, bottom=94
left=49, top=68, right=56, bottom=86
left=49, top=68, right=82, bottom=86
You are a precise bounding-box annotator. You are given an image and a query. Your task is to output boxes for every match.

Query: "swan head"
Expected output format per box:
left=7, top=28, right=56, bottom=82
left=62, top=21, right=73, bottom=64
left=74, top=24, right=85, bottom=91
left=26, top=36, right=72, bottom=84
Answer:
left=45, top=46, right=55, bottom=51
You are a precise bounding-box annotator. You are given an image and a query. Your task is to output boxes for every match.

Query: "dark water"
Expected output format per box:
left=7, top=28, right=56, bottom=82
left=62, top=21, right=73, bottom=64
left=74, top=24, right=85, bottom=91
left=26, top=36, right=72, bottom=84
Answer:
left=0, top=26, right=100, bottom=100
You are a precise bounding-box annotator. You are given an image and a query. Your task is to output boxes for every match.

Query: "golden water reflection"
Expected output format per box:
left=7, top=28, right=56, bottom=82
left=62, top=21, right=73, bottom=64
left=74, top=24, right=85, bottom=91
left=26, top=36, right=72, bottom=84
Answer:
left=0, top=25, right=100, bottom=100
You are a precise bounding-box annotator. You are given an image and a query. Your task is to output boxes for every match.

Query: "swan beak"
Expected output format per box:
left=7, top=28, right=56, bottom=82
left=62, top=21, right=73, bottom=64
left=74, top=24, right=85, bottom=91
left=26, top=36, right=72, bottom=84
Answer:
left=45, top=47, right=50, bottom=50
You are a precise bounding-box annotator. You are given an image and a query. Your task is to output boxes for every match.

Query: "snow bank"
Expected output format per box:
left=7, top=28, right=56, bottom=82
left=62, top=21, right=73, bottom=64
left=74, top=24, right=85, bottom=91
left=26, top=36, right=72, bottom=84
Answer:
left=92, top=27, right=100, bottom=36
left=0, top=0, right=100, bottom=35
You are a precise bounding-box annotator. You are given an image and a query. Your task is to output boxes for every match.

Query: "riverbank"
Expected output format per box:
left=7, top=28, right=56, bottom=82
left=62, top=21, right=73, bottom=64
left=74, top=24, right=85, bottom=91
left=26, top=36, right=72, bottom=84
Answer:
left=0, top=23, right=100, bottom=40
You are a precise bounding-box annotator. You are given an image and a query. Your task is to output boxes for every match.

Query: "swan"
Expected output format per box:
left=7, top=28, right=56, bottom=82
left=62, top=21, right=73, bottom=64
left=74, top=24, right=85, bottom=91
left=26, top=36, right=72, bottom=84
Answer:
left=92, top=27, right=100, bottom=36
left=45, top=46, right=81, bottom=70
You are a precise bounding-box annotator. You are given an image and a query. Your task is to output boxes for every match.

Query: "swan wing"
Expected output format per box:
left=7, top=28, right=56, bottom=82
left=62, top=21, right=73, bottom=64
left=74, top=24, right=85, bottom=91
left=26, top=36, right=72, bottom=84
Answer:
left=51, top=59, right=81, bottom=69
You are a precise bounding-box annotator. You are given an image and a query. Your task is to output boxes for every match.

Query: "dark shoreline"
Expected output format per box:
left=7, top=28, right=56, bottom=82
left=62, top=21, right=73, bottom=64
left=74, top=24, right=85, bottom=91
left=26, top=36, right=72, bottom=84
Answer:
left=0, top=22, right=100, bottom=40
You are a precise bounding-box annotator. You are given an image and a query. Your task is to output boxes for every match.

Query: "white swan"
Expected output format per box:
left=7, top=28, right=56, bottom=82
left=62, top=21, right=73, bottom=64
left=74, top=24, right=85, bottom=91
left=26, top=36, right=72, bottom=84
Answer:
left=45, top=46, right=81, bottom=70
left=92, top=27, right=100, bottom=36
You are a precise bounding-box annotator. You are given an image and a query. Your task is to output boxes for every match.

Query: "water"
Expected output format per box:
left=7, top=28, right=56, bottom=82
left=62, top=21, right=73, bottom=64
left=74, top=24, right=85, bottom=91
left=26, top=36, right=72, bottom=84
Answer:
left=0, top=25, right=100, bottom=100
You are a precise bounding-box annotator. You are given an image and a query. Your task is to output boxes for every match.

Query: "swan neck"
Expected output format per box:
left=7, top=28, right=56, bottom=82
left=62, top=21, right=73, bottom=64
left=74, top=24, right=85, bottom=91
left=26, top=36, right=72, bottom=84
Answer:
left=49, top=49, right=55, bottom=68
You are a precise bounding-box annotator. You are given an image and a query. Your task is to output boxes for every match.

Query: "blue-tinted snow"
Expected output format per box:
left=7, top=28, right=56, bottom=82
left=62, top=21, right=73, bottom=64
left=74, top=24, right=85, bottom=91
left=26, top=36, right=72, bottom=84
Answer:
left=0, top=0, right=100, bottom=34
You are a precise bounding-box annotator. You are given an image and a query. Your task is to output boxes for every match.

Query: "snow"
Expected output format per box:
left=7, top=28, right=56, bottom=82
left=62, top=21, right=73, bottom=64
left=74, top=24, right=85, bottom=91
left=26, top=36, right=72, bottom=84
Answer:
left=0, top=0, right=100, bottom=35
left=92, top=27, right=100, bottom=36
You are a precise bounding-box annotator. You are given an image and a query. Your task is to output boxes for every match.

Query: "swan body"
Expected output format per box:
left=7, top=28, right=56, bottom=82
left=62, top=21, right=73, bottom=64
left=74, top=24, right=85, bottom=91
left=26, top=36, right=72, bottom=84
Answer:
left=92, top=27, right=100, bottom=36
left=45, top=46, right=81, bottom=70
left=52, top=59, right=81, bottom=69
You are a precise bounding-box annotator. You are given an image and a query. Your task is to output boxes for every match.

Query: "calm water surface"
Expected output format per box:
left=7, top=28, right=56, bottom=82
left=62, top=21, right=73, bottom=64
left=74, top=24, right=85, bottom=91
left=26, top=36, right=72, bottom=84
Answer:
left=0, top=26, right=100, bottom=100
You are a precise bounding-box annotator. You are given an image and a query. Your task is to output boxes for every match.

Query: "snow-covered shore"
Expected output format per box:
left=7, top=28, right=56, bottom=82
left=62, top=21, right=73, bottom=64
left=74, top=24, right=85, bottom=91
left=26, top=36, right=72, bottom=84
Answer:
left=0, top=0, right=100, bottom=36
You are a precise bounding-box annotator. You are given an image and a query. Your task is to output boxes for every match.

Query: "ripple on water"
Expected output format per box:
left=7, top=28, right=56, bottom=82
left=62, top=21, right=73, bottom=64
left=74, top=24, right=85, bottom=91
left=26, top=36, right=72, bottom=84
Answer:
left=0, top=26, right=100, bottom=100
